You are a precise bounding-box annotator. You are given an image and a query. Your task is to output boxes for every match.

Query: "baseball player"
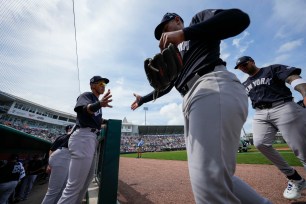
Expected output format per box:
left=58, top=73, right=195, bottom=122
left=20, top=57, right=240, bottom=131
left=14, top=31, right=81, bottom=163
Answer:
left=57, top=76, right=112, bottom=204
left=41, top=124, right=73, bottom=204
left=235, top=56, right=306, bottom=200
left=0, top=154, right=25, bottom=204
left=136, top=138, right=144, bottom=158
left=131, top=9, right=271, bottom=203
left=16, top=154, right=44, bottom=201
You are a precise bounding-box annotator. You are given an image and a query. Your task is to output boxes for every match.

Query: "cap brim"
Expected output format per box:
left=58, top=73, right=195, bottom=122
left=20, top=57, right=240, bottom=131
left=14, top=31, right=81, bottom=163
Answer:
left=102, top=78, right=109, bottom=84
left=234, top=61, right=247, bottom=69
left=154, top=21, right=169, bottom=40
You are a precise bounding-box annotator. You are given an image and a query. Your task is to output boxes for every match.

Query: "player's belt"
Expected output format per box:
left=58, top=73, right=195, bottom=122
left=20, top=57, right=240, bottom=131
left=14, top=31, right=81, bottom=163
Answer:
left=90, top=128, right=101, bottom=136
left=75, top=126, right=101, bottom=136
left=179, top=62, right=225, bottom=97
left=255, top=98, right=292, bottom=110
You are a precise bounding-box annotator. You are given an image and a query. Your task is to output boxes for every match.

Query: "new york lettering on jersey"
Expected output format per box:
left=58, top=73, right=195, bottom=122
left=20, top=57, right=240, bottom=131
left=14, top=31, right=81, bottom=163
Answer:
left=243, top=65, right=298, bottom=104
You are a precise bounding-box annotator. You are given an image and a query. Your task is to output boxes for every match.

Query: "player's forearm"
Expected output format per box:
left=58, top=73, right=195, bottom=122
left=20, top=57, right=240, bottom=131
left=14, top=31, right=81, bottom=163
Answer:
left=295, top=84, right=306, bottom=98
left=139, top=84, right=173, bottom=105
left=286, top=75, right=306, bottom=98
left=183, top=9, right=250, bottom=41
left=87, top=102, right=101, bottom=113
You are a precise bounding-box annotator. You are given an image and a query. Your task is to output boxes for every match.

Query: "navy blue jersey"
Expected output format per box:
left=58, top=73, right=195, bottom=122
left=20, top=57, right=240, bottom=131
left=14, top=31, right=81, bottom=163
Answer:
left=139, top=9, right=250, bottom=104
left=74, top=92, right=102, bottom=130
left=242, top=64, right=301, bottom=108
left=175, top=9, right=224, bottom=90
left=50, top=134, right=70, bottom=151
left=0, top=161, right=25, bottom=183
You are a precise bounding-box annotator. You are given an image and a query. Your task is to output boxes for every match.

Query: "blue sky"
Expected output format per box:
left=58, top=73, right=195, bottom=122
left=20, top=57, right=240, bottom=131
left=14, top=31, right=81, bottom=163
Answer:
left=0, top=0, right=306, bottom=135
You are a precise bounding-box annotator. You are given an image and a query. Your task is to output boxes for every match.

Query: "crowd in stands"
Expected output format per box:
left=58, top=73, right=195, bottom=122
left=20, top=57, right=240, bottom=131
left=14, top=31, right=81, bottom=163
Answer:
left=0, top=119, right=62, bottom=142
left=1, top=117, right=187, bottom=153
left=120, top=135, right=186, bottom=153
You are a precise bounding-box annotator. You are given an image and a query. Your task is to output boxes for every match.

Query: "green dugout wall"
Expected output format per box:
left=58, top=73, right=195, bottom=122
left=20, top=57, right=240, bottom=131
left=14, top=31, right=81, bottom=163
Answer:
left=0, top=124, right=51, bottom=158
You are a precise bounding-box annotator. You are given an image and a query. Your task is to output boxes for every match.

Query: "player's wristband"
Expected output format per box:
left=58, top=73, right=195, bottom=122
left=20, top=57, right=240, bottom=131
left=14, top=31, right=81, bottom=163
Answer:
left=291, top=78, right=306, bottom=89
left=89, top=101, right=101, bottom=112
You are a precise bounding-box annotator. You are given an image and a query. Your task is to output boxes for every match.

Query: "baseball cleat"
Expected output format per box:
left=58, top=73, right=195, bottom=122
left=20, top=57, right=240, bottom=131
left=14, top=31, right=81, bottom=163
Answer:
left=283, top=179, right=306, bottom=199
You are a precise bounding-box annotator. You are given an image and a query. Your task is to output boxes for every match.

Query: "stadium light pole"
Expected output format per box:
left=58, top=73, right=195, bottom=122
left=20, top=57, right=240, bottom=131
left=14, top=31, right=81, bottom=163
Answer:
left=143, top=107, right=148, bottom=125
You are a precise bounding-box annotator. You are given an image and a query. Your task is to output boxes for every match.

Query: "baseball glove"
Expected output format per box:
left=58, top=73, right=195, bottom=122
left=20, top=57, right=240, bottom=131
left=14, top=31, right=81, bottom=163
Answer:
left=144, top=43, right=183, bottom=99
left=297, top=100, right=305, bottom=108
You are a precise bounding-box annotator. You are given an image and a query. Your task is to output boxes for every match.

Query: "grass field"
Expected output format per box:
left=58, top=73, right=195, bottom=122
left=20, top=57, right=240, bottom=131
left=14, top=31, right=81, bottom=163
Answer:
left=120, top=144, right=303, bottom=166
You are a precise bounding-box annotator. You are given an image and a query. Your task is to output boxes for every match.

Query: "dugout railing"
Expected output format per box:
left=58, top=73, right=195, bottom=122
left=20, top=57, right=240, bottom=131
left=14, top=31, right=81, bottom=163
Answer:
left=94, top=119, right=122, bottom=204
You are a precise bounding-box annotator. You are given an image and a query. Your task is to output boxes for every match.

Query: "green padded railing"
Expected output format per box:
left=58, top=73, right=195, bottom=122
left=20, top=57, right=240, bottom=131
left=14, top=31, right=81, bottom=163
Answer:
left=95, top=119, right=122, bottom=204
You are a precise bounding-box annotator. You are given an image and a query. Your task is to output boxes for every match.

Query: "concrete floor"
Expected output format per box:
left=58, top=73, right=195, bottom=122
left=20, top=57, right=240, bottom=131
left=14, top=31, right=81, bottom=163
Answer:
left=16, top=180, right=99, bottom=204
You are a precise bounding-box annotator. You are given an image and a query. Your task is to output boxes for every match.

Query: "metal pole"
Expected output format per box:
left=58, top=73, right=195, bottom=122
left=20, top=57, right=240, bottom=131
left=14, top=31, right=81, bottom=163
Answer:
left=143, top=107, right=148, bottom=125
left=242, top=127, right=247, bottom=136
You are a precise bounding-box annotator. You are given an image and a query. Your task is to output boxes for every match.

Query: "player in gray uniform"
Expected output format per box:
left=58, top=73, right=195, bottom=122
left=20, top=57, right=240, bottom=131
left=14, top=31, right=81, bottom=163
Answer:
left=57, top=76, right=112, bottom=204
left=235, top=56, right=306, bottom=200
left=131, top=9, right=271, bottom=204
left=42, top=125, right=73, bottom=204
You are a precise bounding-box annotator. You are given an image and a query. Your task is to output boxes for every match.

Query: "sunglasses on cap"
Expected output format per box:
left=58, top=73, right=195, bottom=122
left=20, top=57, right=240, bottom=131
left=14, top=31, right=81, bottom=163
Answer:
left=95, top=82, right=106, bottom=87
left=238, top=61, right=249, bottom=68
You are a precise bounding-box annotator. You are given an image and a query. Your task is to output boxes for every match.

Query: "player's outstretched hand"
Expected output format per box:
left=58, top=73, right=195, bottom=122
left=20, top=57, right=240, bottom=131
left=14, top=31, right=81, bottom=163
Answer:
left=131, top=93, right=142, bottom=110
left=100, top=89, right=113, bottom=108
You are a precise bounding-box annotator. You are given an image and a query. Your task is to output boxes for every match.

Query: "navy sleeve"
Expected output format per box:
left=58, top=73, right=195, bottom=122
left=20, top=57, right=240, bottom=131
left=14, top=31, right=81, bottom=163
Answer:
left=272, top=64, right=301, bottom=81
left=183, top=9, right=250, bottom=41
left=50, top=135, right=63, bottom=151
left=74, top=92, right=95, bottom=113
left=138, top=84, right=174, bottom=106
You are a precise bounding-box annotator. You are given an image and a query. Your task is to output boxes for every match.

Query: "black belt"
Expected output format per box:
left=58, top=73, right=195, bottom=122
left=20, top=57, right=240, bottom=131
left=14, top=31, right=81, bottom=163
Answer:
left=254, top=98, right=292, bottom=109
left=75, top=126, right=100, bottom=136
left=90, top=128, right=101, bottom=136
left=179, top=62, right=225, bottom=96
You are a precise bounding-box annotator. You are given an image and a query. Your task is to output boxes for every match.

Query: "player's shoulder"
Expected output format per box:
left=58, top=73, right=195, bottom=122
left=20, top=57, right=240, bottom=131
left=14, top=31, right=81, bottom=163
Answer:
left=80, top=92, right=94, bottom=97
left=77, top=92, right=95, bottom=101
left=259, top=65, right=281, bottom=73
left=191, top=9, right=221, bottom=24
left=267, top=64, right=301, bottom=73
left=266, top=64, right=294, bottom=69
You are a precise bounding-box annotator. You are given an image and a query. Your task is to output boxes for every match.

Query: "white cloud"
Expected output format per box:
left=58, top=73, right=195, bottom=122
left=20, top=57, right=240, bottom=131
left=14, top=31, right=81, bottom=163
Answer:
left=277, top=39, right=303, bottom=53
left=232, top=31, right=254, bottom=54
left=220, top=41, right=230, bottom=61
left=273, top=54, right=290, bottom=64
left=160, top=103, right=184, bottom=125
left=271, top=0, right=306, bottom=38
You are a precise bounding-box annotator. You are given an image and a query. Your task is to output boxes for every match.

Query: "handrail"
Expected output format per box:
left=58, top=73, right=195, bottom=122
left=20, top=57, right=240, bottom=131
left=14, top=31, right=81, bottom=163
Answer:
left=94, top=119, right=122, bottom=204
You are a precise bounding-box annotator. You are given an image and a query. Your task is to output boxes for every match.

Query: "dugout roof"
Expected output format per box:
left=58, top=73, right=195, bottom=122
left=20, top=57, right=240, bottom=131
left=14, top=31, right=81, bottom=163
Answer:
left=0, top=124, right=51, bottom=153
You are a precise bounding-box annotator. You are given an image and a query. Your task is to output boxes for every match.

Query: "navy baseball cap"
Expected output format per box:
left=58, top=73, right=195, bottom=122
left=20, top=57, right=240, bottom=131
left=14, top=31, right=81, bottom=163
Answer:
left=154, top=12, right=184, bottom=40
left=65, top=125, right=73, bottom=132
left=234, top=56, right=253, bottom=69
left=90, top=76, right=109, bottom=84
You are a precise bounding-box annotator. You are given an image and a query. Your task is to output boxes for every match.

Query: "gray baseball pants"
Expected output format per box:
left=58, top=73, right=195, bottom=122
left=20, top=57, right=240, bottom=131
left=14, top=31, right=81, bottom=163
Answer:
left=253, top=101, right=306, bottom=175
left=183, top=65, right=271, bottom=204
left=41, top=148, right=70, bottom=204
left=57, top=128, right=98, bottom=204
